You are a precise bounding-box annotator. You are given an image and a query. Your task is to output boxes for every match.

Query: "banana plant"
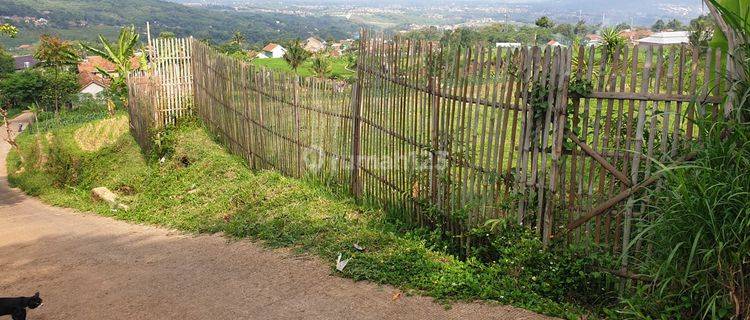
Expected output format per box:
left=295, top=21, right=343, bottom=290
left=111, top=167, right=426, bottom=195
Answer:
left=80, top=25, right=142, bottom=114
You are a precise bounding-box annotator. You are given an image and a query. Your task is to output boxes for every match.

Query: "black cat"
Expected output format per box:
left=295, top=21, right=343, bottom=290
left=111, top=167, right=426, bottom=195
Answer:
left=0, top=292, right=42, bottom=320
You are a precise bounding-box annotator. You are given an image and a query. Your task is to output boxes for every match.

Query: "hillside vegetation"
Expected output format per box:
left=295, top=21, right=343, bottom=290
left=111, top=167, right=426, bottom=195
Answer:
left=7, top=107, right=621, bottom=319
left=0, top=0, right=359, bottom=51
left=252, top=57, right=355, bottom=80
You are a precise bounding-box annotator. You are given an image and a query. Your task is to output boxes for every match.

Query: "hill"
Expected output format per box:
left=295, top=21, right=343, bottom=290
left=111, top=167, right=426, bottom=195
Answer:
left=0, top=0, right=360, bottom=53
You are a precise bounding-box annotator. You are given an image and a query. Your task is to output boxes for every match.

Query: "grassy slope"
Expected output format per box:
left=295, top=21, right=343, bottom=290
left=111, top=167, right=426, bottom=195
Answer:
left=7, top=111, right=612, bottom=319
left=251, top=57, right=354, bottom=80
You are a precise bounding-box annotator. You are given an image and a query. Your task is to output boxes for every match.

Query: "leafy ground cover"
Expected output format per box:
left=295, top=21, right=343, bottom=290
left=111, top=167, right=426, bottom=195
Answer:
left=7, top=108, right=619, bottom=319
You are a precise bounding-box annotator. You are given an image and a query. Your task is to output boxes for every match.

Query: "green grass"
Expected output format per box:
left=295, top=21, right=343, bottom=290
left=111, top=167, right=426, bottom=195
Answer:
left=6, top=108, right=620, bottom=319
left=252, top=57, right=354, bottom=80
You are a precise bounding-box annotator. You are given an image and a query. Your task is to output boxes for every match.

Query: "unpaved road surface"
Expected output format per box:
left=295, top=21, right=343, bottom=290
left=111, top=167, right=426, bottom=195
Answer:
left=0, top=113, right=550, bottom=319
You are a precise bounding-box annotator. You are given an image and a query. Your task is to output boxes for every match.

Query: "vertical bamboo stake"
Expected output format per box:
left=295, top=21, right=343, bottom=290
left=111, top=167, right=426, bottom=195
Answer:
left=350, top=30, right=366, bottom=199
left=294, top=75, right=302, bottom=177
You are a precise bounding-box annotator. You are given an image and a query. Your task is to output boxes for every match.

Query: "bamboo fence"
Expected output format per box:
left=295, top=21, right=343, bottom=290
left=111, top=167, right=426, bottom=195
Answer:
left=128, top=34, right=727, bottom=259
left=191, top=41, right=355, bottom=185
left=150, top=37, right=194, bottom=126
left=127, top=76, right=160, bottom=152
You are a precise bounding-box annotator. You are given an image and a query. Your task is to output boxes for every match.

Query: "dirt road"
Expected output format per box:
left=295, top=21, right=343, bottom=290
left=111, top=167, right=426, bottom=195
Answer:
left=0, top=113, right=549, bottom=319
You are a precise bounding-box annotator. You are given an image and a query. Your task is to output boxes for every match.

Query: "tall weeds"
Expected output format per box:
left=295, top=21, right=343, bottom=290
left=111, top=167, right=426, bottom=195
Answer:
left=624, top=116, right=749, bottom=319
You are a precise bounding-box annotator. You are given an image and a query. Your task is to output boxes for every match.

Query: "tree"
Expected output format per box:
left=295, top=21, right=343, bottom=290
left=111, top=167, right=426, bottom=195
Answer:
left=231, top=31, right=245, bottom=46
left=553, top=23, right=575, bottom=39
left=688, top=15, right=715, bottom=49
left=310, top=55, right=331, bottom=78
left=573, top=20, right=589, bottom=36
left=34, top=35, right=80, bottom=71
left=666, top=18, right=685, bottom=30
left=614, top=22, right=631, bottom=31
left=0, top=70, right=46, bottom=109
left=219, top=42, right=244, bottom=55
left=0, top=46, right=13, bottom=76
left=600, top=27, right=626, bottom=60
left=40, top=70, right=78, bottom=112
left=81, top=25, right=142, bottom=113
left=283, top=40, right=310, bottom=71
left=535, top=16, right=554, bottom=28
left=0, top=69, right=77, bottom=112
left=0, top=24, right=18, bottom=37
left=158, top=31, right=176, bottom=39
left=441, top=28, right=482, bottom=47
left=652, top=19, right=666, bottom=32
left=34, top=35, right=80, bottom=112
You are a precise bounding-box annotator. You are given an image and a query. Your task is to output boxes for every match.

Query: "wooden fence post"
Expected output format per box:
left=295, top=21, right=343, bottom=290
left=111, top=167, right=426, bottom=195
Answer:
left=255, top=71, right=266, bottom=170
left=429, top=76, right=440, bottom=206
left=294, top=75, right=303, bottom=177
left=544, top=47, right=572, bottom=245
left=350, top=82, right=363, bottom=199
left=350, top=30, right=366, bottom=200
left=241, top=63, right=256, bottom=170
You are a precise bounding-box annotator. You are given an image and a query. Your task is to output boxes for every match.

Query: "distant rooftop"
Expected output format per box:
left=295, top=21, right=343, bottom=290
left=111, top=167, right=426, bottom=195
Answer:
left=637, top=31, right=690, bottom=45
left=262, top=43, right=281, bottom=52
left=13, top=55, right=37, bottom=70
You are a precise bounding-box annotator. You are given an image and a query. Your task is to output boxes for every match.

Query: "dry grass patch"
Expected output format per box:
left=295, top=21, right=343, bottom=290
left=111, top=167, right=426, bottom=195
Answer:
left=75, top=115, right=129, bottom=151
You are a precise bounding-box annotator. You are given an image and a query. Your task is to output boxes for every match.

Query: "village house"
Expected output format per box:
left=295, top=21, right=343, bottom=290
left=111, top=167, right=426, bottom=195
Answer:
left=13, top=55, right=37, bottom=71
left=495, top=42, right=522, bottom=48
left=77, top=55, right=139, bottom=96
left=637, top=31, right=690, bottom=46
left=619, top=28, right=654, bottom=45
left=303, top=37, right=326, bottom=53
left=256, top=43, right=287, bottom=59
left=329, top=42, right=342, bottom=51
left=584, top=34, right=602, bottom=46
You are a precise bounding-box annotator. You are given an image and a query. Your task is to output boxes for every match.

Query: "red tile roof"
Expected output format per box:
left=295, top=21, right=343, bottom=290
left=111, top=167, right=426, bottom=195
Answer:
left=77, top=56, right=140, bottom=87
left=262, top=43, right=279, bottom=52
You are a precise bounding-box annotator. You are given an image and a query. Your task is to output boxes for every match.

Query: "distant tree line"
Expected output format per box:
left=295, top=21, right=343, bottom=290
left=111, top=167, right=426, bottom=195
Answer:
left=402, top=15, right=717, bottom=49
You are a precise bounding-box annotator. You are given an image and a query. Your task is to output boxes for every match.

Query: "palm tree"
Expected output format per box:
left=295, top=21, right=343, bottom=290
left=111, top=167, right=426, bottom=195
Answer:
left=231, top=31, right=245, bottom=46
left=81, top=25, right=141, bottom=113
left=600, top=27, right=625, bottom=61
left=283, top=40, right=310, bottom=72
left=310, top=55, right=331, bottom=78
